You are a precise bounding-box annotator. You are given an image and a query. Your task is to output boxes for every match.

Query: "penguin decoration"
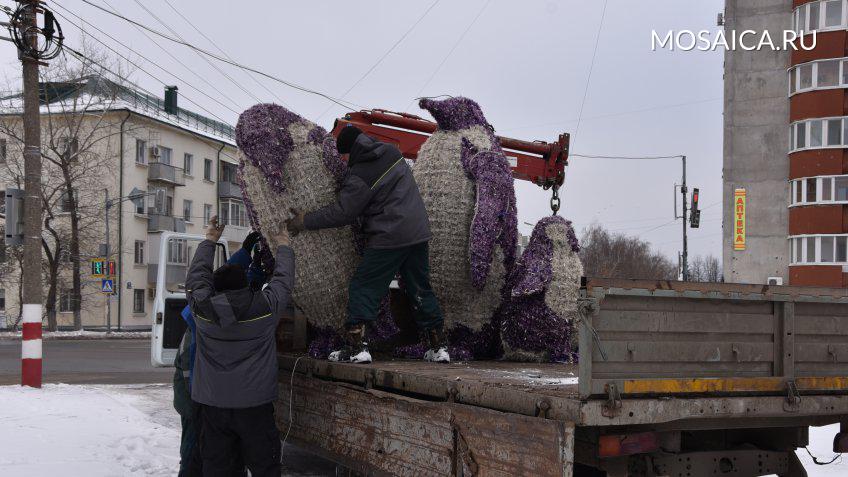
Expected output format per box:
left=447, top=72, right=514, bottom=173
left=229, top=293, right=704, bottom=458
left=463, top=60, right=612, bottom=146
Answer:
left=500, top=216, right=583, bottom=363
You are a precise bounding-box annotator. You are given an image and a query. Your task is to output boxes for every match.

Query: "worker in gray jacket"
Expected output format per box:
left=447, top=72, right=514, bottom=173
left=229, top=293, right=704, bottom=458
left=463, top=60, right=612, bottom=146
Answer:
left=289, top=125, right=448, bottom=364
left=186, top=216, right=293, bottom=477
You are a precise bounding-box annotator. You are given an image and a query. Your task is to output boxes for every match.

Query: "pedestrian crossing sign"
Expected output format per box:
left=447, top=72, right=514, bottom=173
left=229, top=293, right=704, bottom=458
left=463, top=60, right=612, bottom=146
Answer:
left=101, top=279, right=114, bottom=294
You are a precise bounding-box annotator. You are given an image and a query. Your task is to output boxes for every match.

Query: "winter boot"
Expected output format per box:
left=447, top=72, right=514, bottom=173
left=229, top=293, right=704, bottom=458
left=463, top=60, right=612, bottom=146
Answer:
left=423, top=327, right=450, bottom=363
left=328, top=324, right=372, bottom=364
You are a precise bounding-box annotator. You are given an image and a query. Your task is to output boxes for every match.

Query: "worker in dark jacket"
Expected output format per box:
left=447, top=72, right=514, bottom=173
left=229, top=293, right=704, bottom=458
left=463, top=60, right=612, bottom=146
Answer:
left=173, top=231, right=267, bottom=477
left=186, top=216, right=294, bottom=477
left=289, top=126, right=448, bottom=364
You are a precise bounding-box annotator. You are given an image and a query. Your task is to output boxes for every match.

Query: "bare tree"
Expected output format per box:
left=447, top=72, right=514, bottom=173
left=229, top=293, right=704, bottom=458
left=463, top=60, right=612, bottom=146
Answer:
left=689, top=255, right=723, bottom=283
left=0, top=40, right=134, bottom=330
left=578, top=223, right=677, bottom=280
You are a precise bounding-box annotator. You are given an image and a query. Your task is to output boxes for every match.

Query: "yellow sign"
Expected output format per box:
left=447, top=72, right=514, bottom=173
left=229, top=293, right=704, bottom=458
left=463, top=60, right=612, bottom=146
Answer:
left=733, top=188, right=746, bottom=251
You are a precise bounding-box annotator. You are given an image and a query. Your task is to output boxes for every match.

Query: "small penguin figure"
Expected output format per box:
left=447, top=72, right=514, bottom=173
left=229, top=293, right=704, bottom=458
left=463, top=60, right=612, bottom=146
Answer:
left=235, top=103, right=356, bottom=334
left=500, top=216, right=583, bottom=363
left=413, top=97, right=518, bottom=359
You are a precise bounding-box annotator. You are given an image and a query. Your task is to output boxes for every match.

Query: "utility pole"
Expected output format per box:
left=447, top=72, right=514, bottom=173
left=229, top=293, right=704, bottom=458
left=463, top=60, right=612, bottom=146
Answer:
left=20, top=0, right=43, bottom=388
left=681, top=155, right=688, bottom=281
left=104, top=188, right=111, bottom=332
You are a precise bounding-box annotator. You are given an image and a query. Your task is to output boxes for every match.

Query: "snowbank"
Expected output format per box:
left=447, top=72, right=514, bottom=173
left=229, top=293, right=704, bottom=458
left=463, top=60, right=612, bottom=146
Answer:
left=0, top=384, right=179, bottom=476
left=0, top=330, right=151, bottom=341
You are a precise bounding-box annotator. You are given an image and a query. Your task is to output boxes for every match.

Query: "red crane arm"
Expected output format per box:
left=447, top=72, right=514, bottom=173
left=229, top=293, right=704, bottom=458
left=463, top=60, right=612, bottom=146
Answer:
left=331, top=109, right=569, bottom=188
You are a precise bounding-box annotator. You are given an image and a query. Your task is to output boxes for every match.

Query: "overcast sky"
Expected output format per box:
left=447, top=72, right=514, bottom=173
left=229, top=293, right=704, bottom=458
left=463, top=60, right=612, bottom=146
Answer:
left=0, top=0, right=726, bottom=262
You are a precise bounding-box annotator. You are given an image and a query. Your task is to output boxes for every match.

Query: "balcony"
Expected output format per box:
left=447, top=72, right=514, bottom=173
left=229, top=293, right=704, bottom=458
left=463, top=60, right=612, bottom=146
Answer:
left=147, top=212, right=186, bottom=233
left=148, top=162, right=186, bottom=186
left=218, top=180, right=242, bottom=199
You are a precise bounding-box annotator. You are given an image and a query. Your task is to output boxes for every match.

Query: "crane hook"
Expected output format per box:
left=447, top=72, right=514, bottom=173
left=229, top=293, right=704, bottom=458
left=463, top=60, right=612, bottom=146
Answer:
left=550, top=185, right=561, bottom=215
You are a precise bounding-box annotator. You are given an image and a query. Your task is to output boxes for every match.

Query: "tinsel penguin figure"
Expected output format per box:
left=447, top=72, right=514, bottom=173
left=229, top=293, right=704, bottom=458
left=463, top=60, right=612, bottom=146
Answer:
left=500, top=216, right=583, bottom=363
left=410, top=97, right=518, bottom=359
left=235, top=103, right=358, bottom=341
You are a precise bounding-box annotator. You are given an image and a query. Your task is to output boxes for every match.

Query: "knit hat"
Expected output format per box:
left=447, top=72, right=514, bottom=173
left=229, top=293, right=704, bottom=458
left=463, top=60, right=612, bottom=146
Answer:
left=336, top=125, right=362, bottom=154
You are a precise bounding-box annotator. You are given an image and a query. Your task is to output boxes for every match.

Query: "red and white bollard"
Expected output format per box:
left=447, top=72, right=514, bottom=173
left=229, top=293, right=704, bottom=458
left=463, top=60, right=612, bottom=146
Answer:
left=21, top=304, right=42, bottom=388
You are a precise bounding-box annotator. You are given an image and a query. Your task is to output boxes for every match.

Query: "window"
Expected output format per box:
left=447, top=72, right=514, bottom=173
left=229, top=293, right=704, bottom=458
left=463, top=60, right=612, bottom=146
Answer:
left=59, top=289, right=73, bottom=313
left=838, top=237, right=848, bottom=262
left=822, top=236, right=835, bottom=262
left=0, top=138, right=6, bottom=163
left=807, top=237, right=817, bottom=263
left=135, top=139, right=146, bottom=164
left=825, top=0, right=843, bottom=27
left=204, top=158, right=213, bottom=181
left=837, top=177, right=848, bottom=201
left=167, top=239, right=188, bottom=264
left=795, top=238, right=803, bottom=263
left=60, top=188, right=73, bottom=213
left=221, top=162, right=237, bottom=183
left=810, top=120, right=823, bottom=147
left=0, top=237, right=5, bottom=263
left=133, top=289, right=145, bottom=313
left=827, top=119, right=842, bottom=145
left=819, top=60, right=839, bottom=87
left=806, top=178, right=818, bottom=202
left=59, top=136, right=79, bottom=162
left=203, top=204, right=213, bottom=225
left=220, top=199, right=247, bottom=227
left=795, top=180, right=802, bottom=204
left=183, top=199, right=193, bottom=222
left=159, top=146, right=172, bottom=165
left=799, top=63, right=813, bottom=90
left=823, top=177, right=833, bottom=201
left=183, top=153, right=193, bottom=175
left=0, top=289, right=5, bottom=312
left=134, top=240, right=145, bottom=265
left=134, top=190, right=146, bottom=214
left=810, top=2, right=821, bottom=30
left=789, top=70, right=796, bottom=95
left=796, top=123, right=806, bottom=149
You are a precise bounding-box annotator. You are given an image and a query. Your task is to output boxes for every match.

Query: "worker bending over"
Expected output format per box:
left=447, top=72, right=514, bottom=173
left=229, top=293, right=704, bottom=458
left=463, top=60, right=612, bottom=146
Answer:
left=289, top=125, right=448, bottom=364
left=186, top=216, right=294, bottom=476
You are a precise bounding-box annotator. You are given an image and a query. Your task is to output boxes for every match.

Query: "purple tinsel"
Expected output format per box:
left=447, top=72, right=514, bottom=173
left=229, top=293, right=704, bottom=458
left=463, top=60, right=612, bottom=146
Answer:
left=419, top=97, right=495, bottom=136
left=235, top=103, right=302, bottom=194
left=460, top=138, right=518, bottom=290
left=500, top=216, right=580, bottom=362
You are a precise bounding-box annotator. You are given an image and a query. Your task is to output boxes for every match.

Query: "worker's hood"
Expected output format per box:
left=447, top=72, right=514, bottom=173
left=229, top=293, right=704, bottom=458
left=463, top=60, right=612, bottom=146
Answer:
left=348, top=134, right=393, bottom=166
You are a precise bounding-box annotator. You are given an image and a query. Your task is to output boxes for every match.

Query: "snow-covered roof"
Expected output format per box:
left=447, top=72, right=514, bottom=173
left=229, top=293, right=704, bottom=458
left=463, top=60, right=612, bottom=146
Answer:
left=0, top=76, right=236, bottom=146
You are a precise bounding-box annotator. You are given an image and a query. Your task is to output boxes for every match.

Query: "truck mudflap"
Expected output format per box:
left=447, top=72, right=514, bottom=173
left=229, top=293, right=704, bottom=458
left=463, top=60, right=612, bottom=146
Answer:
left=276, top=371, right=577, bottom=477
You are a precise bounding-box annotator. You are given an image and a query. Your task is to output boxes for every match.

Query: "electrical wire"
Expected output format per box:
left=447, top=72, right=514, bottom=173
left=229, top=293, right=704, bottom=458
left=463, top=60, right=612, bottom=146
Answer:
left=570, top=153, right=684, bottom=160
left=314, top=0, right=441, bottom=122
left=72, top=0, right=362, bottom=112
left=161, top=0, right=290, bottom=108
left=49, top=3, right=240, bottom=119
left=281, top=355, right=304, bottom=463
left=404, top=0, right=491, bottom=112
left=804, top=446, right=841, bottom=465
left=128, top=0, right=262, bottom=105
left=572, top=0, right=608, bottom=149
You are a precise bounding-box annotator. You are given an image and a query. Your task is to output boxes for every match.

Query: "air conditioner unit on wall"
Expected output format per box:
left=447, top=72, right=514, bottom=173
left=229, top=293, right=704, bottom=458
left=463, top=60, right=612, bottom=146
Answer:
left=767, top=277, right=783, bottom=286
left=149, top=145, right=161, bottom=158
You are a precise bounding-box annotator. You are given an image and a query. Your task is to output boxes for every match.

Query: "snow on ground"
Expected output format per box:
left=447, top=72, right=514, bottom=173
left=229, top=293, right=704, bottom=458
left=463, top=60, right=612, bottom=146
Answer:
left=794, top=424, right=847, bottom=476
left=0, top=330, right=151, bottom=340
left=0, top=384, right=180, bottom=476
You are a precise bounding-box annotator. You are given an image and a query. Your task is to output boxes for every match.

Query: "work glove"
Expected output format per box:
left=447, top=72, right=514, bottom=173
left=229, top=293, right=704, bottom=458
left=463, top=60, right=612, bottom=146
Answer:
left=287, top=208, right=306, bottom=236
left=242, top=231, right=261, bottom=252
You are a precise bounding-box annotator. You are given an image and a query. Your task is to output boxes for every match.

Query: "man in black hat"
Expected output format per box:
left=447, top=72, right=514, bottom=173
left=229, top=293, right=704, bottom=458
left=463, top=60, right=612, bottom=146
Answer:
left=288, top=126, right=448, bottom=364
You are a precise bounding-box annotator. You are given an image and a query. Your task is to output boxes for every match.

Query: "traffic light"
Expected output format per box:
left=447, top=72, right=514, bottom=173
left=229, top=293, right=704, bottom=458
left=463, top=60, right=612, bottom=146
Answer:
left=690, top=188, right=701, bottom=228
left=4, top=188, right=24, bottom=246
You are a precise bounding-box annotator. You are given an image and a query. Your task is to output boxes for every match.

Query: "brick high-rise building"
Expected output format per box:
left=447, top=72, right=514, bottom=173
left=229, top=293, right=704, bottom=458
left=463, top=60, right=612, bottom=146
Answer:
left=724, top=0, right=848, bottom=287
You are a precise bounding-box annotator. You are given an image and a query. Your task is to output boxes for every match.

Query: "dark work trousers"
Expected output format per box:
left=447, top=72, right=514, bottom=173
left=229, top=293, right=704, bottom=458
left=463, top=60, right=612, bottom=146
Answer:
left=347, top=241, right=443, bottom=330
left=200, top=403, right=281, bottom=477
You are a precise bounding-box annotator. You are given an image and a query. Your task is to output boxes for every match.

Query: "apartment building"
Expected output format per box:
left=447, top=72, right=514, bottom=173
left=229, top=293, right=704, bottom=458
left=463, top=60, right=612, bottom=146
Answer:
left=0, top=76, right=249, bottom=329
left=724, top=0, right=848, bottom=287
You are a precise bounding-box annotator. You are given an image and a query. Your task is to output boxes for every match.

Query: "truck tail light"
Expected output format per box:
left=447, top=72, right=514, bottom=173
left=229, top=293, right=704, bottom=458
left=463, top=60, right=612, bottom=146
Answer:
left=599, top=432, right=660, bottom=458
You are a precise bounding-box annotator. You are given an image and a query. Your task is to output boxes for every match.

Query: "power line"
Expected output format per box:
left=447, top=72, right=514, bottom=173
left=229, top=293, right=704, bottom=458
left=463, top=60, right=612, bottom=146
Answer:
left=128, top=0, right=262, bottom=105
left=161, top=0, right=290, bottom=107
left=572, top=0, right=608, bottom=149
left=50, top=2, right=240, bottom=118
left=404, top=0, right=491, bottom=112
left=315, top=0, right=441, bottom=122
left=74, top=0, right=362, bottom=111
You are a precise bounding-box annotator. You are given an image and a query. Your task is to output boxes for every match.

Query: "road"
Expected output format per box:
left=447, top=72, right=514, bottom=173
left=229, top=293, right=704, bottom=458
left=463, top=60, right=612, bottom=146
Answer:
left=0, top=339, right=172, bottom=385
left=0, top=338, right=338, bottom=476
